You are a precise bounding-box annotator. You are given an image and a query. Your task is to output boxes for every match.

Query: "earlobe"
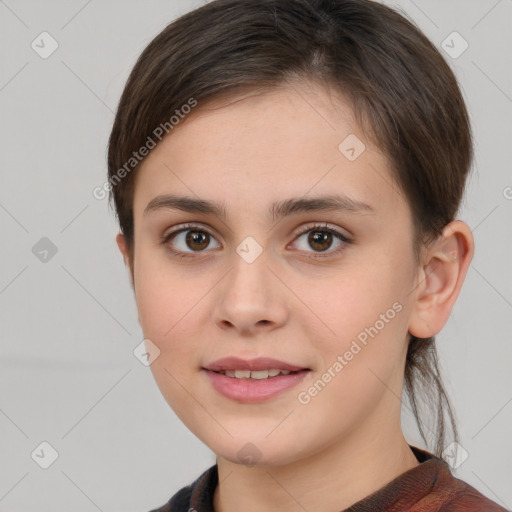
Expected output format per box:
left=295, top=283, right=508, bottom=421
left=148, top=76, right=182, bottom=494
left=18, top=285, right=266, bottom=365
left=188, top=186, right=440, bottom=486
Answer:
left=408, top=221, right=474, bottom=339
left=116, top=232, right=130, bottom=267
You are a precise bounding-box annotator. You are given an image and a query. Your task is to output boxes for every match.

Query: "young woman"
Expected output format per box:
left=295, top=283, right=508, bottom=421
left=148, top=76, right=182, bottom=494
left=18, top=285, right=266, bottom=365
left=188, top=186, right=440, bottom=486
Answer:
left=107, top=0, right=507, bottom=510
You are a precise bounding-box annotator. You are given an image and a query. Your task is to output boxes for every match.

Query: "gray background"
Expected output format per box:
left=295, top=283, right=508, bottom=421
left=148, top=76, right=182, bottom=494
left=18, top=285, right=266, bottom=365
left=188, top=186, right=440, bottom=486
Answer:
left=0, top=1, right=511, bottom=511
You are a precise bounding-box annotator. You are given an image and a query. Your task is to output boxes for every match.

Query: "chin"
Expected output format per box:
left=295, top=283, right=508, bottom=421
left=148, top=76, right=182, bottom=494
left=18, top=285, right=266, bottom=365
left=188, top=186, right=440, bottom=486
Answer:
left=206, top=435, right=308, bottom=468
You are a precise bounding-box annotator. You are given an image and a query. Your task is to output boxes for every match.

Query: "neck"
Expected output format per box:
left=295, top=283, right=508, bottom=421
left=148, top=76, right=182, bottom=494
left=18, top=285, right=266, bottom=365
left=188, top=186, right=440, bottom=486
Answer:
left=213, top=425, right=419, bottom=512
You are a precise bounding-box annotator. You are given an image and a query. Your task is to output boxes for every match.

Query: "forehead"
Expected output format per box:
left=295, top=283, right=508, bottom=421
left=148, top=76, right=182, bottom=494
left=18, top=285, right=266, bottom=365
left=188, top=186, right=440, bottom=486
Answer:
left=132, top=82, right=405, bottom=220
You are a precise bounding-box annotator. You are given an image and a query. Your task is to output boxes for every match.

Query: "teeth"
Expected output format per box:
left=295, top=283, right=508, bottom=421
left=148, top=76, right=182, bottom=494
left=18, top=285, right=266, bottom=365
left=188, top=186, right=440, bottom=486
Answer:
left=250, top=370, right=269, bottom=380
left=234, top=370, right=251, bottom=379
left=220, top=369, right=295, bottom=379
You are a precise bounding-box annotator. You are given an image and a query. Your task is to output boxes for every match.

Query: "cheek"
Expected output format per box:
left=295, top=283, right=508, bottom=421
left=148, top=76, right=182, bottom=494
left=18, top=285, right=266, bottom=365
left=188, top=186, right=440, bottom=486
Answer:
left=291, top=271, right=409, bottom=434
left=306, top=262, right=406, bottom=339
left=133, top=249, right=205, bottom=354
left=297, top=259, right=411, bottom=393
left=133, top=254, right=208, bottom=418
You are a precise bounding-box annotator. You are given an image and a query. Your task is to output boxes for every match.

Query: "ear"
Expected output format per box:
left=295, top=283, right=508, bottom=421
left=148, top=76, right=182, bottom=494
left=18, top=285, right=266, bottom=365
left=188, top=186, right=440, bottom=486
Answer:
left=116, top=232, right=135, bottom=290
left=408, top=220, right=474, bottom=339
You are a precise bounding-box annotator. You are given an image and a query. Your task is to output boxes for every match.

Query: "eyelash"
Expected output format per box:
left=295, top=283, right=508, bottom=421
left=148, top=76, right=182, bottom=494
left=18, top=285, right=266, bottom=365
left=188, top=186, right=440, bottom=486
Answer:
left=160, top=222, right=353, bottom=260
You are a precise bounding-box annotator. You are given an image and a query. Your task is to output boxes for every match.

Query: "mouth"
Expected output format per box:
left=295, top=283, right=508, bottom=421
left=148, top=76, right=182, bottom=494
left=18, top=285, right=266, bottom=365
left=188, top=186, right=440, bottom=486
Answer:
left=202, top=357, right=311, bottom=403
left=210, top=368, right=303, bottom=379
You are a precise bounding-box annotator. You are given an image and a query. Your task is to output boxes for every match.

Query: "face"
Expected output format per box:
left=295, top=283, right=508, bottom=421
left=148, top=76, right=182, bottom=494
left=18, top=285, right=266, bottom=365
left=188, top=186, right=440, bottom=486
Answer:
left=122, top=81, right=422, bottom=466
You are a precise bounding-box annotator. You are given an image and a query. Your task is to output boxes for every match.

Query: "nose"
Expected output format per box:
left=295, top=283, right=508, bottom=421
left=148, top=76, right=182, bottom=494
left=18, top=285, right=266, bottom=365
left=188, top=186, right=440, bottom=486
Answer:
left=212, top=253, right=288, bottom=336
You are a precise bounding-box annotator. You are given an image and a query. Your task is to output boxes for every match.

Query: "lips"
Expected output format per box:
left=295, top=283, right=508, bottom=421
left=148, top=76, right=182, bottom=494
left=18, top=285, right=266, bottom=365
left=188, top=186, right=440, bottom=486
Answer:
left=202, top=356, right=311, bottom=402
left=203, top=356, right=309, bottom=373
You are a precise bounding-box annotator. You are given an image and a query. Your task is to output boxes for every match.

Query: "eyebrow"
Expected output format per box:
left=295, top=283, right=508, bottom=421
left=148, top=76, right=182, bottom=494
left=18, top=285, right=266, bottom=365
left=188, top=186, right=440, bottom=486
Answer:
left=143, top=193, right=375, bottom=221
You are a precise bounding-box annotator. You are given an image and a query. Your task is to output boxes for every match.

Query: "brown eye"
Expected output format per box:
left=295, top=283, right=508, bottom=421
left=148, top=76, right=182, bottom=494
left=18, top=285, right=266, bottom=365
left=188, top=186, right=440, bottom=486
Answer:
left=185, top=230, right=210, bottom=251
left=292, top=224, right=352, bottom=258
left=308, top=231, right=333, bottom=252
left=162, top=224, right=221, bottom=256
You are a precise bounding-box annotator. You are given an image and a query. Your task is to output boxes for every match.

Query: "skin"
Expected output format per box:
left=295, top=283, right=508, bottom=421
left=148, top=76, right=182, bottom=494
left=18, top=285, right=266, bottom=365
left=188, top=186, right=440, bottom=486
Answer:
left=116, top=80, right=474, bottom=512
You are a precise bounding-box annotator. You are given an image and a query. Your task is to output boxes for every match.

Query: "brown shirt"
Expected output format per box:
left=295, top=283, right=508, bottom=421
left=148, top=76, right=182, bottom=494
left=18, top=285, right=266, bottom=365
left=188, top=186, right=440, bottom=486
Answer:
left=148, top=445, right=509, bottom=511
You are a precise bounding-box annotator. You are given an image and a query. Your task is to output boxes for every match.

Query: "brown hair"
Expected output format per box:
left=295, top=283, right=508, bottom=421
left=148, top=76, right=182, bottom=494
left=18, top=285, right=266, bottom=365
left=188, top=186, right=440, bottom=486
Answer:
left=107, top=0, right=473, bottom=458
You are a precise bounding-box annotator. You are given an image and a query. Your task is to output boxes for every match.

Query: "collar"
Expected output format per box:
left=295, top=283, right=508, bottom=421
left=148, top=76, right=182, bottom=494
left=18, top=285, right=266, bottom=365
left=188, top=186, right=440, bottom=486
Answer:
left=183, top=444, right=453, bottom=512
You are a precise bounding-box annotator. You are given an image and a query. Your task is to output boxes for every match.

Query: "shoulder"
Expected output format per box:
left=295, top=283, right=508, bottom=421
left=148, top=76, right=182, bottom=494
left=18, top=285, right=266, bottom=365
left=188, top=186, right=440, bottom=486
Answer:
left=146, top=464, right=218, bottom=512
left=435, top=472, right=508, bottom=511
left=146, top=485, right=190, bottom=512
